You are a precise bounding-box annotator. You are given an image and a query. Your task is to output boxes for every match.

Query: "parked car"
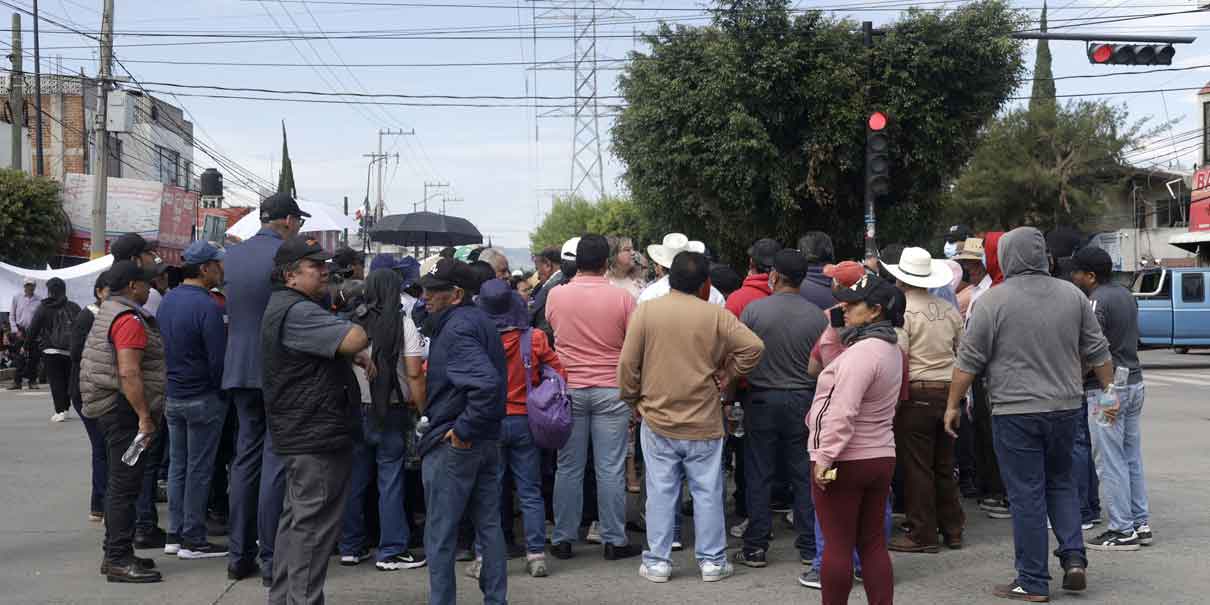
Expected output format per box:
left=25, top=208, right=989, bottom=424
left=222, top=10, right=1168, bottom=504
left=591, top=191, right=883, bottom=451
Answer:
left=1133, top=267, right=1210, bottom=353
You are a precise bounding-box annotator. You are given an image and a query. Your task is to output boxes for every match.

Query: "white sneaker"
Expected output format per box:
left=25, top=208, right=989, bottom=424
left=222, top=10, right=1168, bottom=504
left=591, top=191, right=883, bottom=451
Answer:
left=729, top=519, right=748, bottom=539
left=639, top=561, right=671, bottom=583
left=585, top=521, right=603, bottom=544
left=785, top=511, right=794, bottom=525
left=50, top=412, right=66, bottom=423
left=671, top=540, right=683, bottom=551
left=701, top=560, right=734, bottom=582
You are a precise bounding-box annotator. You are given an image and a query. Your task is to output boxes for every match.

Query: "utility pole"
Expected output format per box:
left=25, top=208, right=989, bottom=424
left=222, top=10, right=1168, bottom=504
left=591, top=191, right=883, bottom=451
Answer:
left=361, top=152, right=396, bottom=253
left=31, top=0, right=42, bottom=175
left=375, top=128, right=412, bottom=221
left=90, top=0, right=114, bottom=258
left=862, top=20, right=877, bottom=257
left=441, top=195, right=463, bottom=215
left=8, top=13, right=22, bottom=171
left=422, top=181, right=448, bottom=213
left=342, top=195, right=349, bottom=246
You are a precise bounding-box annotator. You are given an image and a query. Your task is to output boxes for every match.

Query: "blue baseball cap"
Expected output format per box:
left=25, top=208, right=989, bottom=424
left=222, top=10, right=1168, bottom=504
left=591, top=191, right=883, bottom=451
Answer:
left=183, top=240, right=226, bottom=265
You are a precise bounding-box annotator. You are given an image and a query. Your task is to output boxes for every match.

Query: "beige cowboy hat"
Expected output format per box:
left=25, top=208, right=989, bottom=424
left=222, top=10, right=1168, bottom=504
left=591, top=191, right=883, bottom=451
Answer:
left=647, top=233, right=706, bottom=269
left=952, top=237, right=985, bottom=262
left=882, top=246, right=954, bottom=289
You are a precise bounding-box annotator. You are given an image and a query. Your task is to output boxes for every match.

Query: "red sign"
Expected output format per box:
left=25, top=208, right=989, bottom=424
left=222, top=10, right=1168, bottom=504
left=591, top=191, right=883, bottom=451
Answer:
left=158, top=186, right=198, bottom=254
left=1193, top=167, right=1210, bottom=203
left=1190, top=200, right=1210, bottom=232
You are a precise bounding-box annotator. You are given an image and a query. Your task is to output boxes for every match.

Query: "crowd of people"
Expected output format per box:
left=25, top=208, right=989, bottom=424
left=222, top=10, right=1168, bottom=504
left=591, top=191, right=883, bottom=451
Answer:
left=5, top=192, right=1154, bottom=604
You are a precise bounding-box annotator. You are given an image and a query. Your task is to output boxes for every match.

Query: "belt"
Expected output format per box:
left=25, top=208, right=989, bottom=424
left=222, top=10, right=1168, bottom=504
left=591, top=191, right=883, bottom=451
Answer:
left=909, top=380, right=950, bottom=390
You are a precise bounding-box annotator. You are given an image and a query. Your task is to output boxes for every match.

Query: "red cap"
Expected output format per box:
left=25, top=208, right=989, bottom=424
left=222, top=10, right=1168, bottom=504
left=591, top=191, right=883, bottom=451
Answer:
left=824, top=260, right=867, bottom=288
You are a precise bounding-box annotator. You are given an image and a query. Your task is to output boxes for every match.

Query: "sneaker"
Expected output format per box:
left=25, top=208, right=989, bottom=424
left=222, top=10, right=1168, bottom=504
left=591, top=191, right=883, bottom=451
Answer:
left=671, top=540, right=684, bottom=552
left=376, top=551, right=426, bottom=570
left=980, top=498, right=1011, bottom=519
left=854, top=568, right=863, bottom=582
left=50, top=412, right=67, bottom=423
left=340, top=548, right=373, bottom=566
left=88, top=512, right=104, bottom=523
left=178, top=542, right=228, bottom=560
left=465, top=558, right=482, bottom=580
left=700, top=560, right=734, bottom=582
left=1080, top=521, right=1095, bottom=531
left=526, top=556, right=548, bottom=578
left=163, top=533, right=181, bottom=555
left=603, top=543, right=641, bottom=560
left=733, top=548, right=767, bottom=568
left=1134, top=523, right=1154, bottom=546
left=640, top=561, right=671, bottom=583
left=798, top=567, right=822, bottom=589
left=993, top=581, right=1049, bottom=602
left=770, top=500, right=791, bottom=514
left=785, top=511, right=793, bottom=525
left=550, top=542, right=573, bottom=560
left=585, top=521, right=603, bottom=544
left=1086, top=529, right=1140, bottom=551
left=729, top=518, right=749, bottom=539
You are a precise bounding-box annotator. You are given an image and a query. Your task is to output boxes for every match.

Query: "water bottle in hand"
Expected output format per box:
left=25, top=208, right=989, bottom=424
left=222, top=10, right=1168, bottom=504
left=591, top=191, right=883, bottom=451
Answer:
left=1095, top=388, right=1119, bottom=427
left=729, top=403, right=745, bottom=438
left=121, top=433, right=149, bottom=466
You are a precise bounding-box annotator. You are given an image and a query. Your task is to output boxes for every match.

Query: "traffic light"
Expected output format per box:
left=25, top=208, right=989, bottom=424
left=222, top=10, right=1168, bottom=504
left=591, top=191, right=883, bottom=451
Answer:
left=1087, top=43, right=1175, bottom=66
left=866, top=111, right=891, bottom=199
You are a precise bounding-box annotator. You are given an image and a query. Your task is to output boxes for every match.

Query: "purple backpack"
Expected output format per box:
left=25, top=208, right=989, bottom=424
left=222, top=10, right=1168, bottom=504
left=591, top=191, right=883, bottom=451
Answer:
left=519, top=328, right=572, bottom=450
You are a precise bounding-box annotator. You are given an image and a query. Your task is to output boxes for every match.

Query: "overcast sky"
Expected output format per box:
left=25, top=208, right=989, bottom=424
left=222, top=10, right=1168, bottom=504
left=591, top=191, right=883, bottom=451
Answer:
left=16, top=0, right=1210, bottom=247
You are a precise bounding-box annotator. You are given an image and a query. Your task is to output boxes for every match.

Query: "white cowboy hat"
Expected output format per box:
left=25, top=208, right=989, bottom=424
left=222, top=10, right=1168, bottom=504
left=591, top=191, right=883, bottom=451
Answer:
left=647, top=233, right=706, bottom=269
left=882, top=247, right=954, bottom=289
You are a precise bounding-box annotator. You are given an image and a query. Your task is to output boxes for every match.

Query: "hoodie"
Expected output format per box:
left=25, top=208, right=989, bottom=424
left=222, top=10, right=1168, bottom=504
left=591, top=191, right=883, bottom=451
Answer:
left=27, top=279, right=80, bottom=354
left=956, top=227, right=1110, bottom=415
left=725, top=273, right=773, bottom=319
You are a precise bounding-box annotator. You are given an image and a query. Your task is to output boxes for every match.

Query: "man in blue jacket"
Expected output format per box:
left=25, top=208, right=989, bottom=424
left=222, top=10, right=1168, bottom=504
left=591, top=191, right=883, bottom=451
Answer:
left=418, top=258, right=509, bottom=605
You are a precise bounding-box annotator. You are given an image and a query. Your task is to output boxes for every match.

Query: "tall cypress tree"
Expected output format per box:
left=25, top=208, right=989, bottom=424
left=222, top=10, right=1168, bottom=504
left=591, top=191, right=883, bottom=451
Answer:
left=277, top=120, right=296, bottom=197
left=1028, top=2, right=1057, bottom=129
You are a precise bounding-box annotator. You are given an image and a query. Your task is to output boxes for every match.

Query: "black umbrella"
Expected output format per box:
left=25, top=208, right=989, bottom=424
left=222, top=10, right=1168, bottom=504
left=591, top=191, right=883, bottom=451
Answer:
left=368, top=211, right=483, bottom=247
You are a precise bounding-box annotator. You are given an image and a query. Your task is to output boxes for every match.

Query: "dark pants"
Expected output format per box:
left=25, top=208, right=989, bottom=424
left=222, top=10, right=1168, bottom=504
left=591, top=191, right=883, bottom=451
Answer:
left=423, top=440, right=507, bottom=605
left=72, top=394, right=108, bottom=515
left=135, top=416, right=165, bottom=533
left=97, top=402, right=150, bottom=563
left=268, top=449, right=352, bottom=605
left=742, top=388, right=815, bottom=559
left=43, top=353, right=71, bottom=414
left=895, top=393, right=965, bottom=544
left=209, top=394, right=238, bottom=520
left=972, top=379, right=1005, bottom=500
left=226, top=388, right=279, bottom=572
left=955, top=400, right=977, bottom=492
left=1072, top=398, right=1101, bottom=524
left=10, top=333, right=37, bottom=385
left=812, top=458, right=895, bottom=605
left=993, top=409, right=1087, bottom=597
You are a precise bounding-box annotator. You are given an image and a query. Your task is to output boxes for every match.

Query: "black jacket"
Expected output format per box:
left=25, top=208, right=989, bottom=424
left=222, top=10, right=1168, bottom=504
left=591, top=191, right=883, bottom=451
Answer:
left=528, top=271, right=564, bottom=344
left=68, top=305, right=96, bottom=405
left=28, top=296, right=81, bottom=352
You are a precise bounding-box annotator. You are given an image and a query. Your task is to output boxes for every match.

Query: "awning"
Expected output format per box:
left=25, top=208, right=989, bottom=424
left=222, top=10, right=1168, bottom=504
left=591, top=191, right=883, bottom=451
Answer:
left=1167, top=230, right=1210, bottom=253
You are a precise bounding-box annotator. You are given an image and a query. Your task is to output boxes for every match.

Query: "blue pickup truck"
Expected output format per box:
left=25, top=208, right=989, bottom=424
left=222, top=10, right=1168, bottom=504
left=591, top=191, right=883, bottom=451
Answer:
left=1134, top=268, right=1210, bottom=353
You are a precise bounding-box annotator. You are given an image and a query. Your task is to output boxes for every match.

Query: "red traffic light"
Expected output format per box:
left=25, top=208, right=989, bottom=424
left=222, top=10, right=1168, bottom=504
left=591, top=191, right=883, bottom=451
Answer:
left=1090, top=43, right=1113, bottom=64
left=868, top=111, right=888, bottom=131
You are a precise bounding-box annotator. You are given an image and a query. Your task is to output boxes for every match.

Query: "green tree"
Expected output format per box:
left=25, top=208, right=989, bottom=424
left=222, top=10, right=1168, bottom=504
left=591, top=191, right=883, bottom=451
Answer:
left=529, top=195, right=652, bottom=251
left=949, top=101, right=1153, bottom=230
left=0, top=169, right=69, bottom=267
left=1028, top=1, right=1057, bottom=130
left=612, top=0, right=1026, bottom=262
left=278, top=121, right=296, bottom=197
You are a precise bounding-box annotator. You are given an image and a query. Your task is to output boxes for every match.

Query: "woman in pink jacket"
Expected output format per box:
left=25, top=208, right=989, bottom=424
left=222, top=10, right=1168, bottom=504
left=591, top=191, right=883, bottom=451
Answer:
left=807, top=274, right=904, bottom=605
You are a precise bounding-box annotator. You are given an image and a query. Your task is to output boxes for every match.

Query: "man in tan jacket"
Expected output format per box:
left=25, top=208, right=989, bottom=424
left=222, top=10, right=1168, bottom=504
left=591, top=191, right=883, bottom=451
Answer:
left=618, top=251, right=764, bottom=585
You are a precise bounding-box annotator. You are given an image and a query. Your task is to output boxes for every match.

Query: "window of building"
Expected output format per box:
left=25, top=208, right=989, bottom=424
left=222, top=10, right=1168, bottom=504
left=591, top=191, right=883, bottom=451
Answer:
left=156, top=146, right=179, bottom=186
left=180, top=161, right=192, bottom=189
left=201, top=215, right=227, bottom=244
left=106, top=138, right=123, bottom=178
left=1181, top=272, right=1205, bottom=303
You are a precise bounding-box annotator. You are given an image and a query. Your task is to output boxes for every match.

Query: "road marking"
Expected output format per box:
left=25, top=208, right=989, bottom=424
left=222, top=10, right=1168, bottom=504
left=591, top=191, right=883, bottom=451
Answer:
left=1145, top=373, right=1210, bottom=387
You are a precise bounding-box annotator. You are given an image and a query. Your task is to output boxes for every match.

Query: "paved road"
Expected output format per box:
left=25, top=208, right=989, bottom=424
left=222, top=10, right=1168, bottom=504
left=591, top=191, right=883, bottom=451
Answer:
left=1, top=364, right=1208, bottom=604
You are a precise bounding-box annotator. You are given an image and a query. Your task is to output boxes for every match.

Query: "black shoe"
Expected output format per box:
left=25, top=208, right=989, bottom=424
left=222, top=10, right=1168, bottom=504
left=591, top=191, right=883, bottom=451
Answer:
left=733, top=548, right=767, bottom=568
left=506, top=542, right=526, bottom=560
left=227, top=559, right=261, bottom=581
left=1061, top=560, right=1087, bottom=592
left=376, top=551, right=427, bottom=571
left=770, top=501, right=792, bottom=514
left=133, top=528, right=167, bottom=550
left=603, top=543, right=641, bottom=560
left=207, top=516, right=229, bottom=537
left=340, top=548, right=373, bottom=566
left=550, top=542, right=574, bottom=560
left=100, top=556, right=156, bottom=575
left=105, top=560, right=162, bottom=584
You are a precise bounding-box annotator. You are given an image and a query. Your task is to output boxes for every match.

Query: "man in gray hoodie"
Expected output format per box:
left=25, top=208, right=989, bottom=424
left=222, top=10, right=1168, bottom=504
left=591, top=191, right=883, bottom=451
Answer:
left=943, top=227, right=1113, bottom=603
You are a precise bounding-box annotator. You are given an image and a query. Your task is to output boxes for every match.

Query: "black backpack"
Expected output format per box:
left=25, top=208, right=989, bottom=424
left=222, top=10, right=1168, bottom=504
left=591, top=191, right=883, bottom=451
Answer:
left=45, top=304, right=79, bottom=351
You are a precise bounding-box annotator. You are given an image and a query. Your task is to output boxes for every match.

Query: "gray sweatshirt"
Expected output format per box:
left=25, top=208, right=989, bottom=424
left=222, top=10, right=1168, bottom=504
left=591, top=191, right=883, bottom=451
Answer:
left=956, top=227, right=1110, bottom=415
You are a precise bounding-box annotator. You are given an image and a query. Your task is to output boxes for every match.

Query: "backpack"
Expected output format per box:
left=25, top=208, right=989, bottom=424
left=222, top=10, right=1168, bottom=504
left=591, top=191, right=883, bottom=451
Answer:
left=519, top=328, right=572, bottom=450
left=45, top=304, right=78, bottom=351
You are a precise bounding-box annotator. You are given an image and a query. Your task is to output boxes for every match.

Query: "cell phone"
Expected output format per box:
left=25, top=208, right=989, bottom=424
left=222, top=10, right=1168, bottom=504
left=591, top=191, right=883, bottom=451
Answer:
left=829, top=306, right=845, bottom=328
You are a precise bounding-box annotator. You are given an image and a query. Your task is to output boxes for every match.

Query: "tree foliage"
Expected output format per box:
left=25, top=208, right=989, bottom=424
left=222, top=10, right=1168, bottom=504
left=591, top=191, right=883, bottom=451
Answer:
left=949, top=101, right=1155, bottom=230
left=0, top=169, right=69, bottom=267
left=612, top=0, right=1026, bottom=262
left=529, top=195, right=654, bottom=252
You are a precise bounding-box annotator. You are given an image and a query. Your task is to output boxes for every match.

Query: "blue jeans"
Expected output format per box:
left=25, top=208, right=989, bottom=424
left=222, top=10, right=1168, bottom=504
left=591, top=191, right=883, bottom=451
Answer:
left=498, top=415, right=546, bottom=555
left=993, top=409, right=1087, bottom=597
left=166, top=393, right=228, bottom=545
left=340, top=406, right=411, bottom=560
left=742, top=388, right=815, bottom=560
left=639, top=423, right=726, bottom=567
left=553, top=387, right=631, bottom=546
left=812, top=495, right=892, bottom=571
left=1087, top=384, right=1149, bottom=534
left=1071, top=398, right=1101, bottom=524
left=259, top=425, right=286, bottom=578
left=422, top=440, right=507, bottom=605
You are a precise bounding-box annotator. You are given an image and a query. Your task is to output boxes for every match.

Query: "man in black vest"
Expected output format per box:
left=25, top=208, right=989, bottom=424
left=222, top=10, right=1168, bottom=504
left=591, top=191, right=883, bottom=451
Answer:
left=261, top=237, right=374, bottom=605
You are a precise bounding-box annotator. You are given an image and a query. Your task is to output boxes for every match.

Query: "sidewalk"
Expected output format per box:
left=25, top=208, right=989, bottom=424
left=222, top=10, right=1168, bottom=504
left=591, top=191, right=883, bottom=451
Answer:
left=1139, top=348, right=1210, bottom=370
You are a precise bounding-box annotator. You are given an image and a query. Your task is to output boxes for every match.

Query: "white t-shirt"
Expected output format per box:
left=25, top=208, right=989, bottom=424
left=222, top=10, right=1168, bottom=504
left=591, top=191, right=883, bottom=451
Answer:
left=143, top=288, right=163, bottom=315
left=353, top=316, right=426, bottom=404
left=637, top=274, right=726, bottom=307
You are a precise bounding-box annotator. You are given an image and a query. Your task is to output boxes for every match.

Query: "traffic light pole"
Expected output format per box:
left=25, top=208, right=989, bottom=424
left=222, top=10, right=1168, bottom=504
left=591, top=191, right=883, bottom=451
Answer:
left=863, top=21, right=877, bottom=257
left=1011, top=32, right=1194, bottom=44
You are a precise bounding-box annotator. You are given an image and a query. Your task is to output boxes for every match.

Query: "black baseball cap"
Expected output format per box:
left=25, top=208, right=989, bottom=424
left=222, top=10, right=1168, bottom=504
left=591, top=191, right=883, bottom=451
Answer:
left=772, top=249, right=808, bottom=282
left=833, top=273, right=901, bottom=312
left=110, top=232, right=157, bottom=261
left=749, top=238, right=782, bottom=269
left=106, top=259, right=158, bottom=291
left=1071, top=246, right=1113, bottom=276
left=419, top=257, right=478, bottom=291
left=259, top=192, right=312, bottom=222
left=331, top=246, right=364, bottom=268
left=274, top=236, right=333, bottom=265
left=945, top=224, right=973, bottom=243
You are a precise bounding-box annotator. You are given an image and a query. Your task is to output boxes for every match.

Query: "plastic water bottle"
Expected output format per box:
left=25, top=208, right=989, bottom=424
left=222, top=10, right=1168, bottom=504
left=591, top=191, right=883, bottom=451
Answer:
left=729, top=403, right=745, bottom=438
left=415, top=415, right=431, bottom=439
left=1095, top=367, right=1130, bottom=427
left=121, top=433, right=149, bottom=466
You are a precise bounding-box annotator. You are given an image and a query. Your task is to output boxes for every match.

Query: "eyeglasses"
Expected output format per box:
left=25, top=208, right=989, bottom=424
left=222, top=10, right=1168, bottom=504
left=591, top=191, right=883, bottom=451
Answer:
left=292, top=215, right=307, bottom=228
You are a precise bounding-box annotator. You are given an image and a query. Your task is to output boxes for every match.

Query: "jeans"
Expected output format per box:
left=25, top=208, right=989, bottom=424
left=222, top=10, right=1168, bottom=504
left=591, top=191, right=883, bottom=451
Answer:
left=498, top=415, right=546, bottom=555
left=742, top=388, right=815, bottom=559
left=269, top=450, right=352, bottom=605
left=340, top=406, right=412, bottom=560
left=43, top=353, right=71, bottom=414
left=227, top=388, right=265, bottom=568
left=71, top=391, right=108, bottom=515
left=553, top=387, right=631, bottom=546
left=1071, top=398, right=1101, bottom=524
left=423, top=440, right=507, bottom=605
left=993, top=409, right=1087, bottom=597
left=639, top=423, right=726, bottom=567
left=811, top=458, right=895, bottom=605
left=96, top=402, right=149, bottom=563
left=166, top=392, right=228, bottom=546
left=1087, top=384, right=1149, bottom=534
left=135, top=415, right=165, bottom=533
